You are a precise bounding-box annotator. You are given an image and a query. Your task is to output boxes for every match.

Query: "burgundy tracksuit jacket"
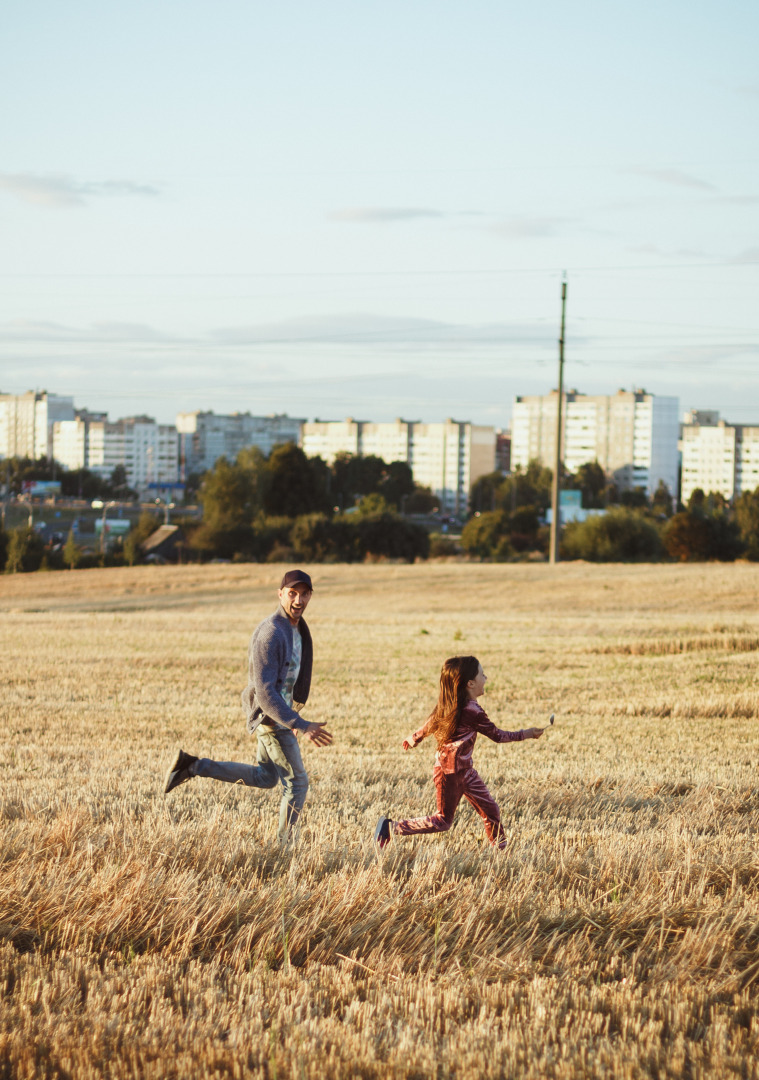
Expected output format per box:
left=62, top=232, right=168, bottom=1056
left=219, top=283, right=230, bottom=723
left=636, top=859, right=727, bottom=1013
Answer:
left=394, top=700, right=528, bottom=849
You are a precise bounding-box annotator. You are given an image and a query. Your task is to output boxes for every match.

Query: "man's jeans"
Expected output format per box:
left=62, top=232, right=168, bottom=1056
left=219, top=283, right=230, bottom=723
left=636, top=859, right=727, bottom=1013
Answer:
left=192, top=727, right=309, bottom=842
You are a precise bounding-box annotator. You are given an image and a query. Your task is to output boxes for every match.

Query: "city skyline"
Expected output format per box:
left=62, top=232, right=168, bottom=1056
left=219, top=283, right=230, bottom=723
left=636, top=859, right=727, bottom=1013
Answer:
left=2, top=2, right=758, bottom=426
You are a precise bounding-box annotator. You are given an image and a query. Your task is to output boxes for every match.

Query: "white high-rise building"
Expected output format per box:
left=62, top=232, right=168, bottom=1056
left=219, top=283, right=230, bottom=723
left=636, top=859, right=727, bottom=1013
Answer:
left=175, top=411, right=305, bottom=476
left=301, top=418, right=495, bottom=514
left=52, top=410, right=109, bottom=471
left=681, top=414, right=759, bottom=504
left=53, top=413, right=179, bottom=496
left=511, top=389, right=679, bottom=498
left=0, top=390, right=75, bottom=460
left=90, top=416, right=179, bottom=495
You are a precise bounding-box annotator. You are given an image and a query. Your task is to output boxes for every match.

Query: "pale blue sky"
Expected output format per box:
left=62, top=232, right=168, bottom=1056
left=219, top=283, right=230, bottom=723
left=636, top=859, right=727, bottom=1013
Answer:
left=2, top=0, right=757, bottom=428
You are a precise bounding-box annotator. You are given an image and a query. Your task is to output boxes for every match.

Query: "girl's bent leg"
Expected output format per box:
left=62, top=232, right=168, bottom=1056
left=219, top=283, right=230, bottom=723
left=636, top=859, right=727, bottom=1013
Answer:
left=461, top=769, right=506, bottom=848
left=394, top=768, right=462, bottom=837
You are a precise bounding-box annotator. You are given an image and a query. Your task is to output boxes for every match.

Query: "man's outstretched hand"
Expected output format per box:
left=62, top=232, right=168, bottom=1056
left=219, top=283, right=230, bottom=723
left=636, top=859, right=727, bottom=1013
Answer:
left=304, top=721, right=333, bottom=746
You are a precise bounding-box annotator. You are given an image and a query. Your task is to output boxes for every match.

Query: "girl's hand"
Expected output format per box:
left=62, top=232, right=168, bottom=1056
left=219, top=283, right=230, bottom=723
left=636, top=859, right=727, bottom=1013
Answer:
left=525, top=727, right=544, bottom=740
left=402, top=739, right=411, bottom=751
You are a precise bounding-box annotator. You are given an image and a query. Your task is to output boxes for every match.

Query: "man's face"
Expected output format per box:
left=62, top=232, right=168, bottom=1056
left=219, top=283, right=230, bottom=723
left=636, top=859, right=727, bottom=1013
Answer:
left=279, top=583, right=312, bottom=623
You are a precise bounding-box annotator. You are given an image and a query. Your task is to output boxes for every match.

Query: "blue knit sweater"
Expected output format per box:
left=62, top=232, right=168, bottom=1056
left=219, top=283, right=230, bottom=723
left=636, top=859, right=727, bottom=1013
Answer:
left=241, top=605, right=313, bottom=734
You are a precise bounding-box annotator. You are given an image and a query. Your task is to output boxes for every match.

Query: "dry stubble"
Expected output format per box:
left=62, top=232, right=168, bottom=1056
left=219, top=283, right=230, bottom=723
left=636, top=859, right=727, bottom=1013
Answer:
left=1, top=562, right=759, bottom=1078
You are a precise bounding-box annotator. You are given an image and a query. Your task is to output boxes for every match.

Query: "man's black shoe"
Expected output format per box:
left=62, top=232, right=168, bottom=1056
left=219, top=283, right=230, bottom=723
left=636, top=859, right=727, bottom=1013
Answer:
left=164, top=748, right=198, bottom=794
left=374, top=815, right=392, bottom=848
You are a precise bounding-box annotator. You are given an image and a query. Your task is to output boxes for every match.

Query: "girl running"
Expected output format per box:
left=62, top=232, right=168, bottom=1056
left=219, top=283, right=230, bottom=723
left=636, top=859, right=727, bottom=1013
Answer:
left=374, top=655, right=543, bottom=850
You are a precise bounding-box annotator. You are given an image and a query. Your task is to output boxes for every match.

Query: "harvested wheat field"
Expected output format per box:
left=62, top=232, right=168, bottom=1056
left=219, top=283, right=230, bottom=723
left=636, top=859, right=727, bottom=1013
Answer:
left=2, top=561, right=759, bottom=1079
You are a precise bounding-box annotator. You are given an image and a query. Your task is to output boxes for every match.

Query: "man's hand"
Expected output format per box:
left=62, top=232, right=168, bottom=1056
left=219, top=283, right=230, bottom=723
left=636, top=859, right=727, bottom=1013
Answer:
left=402, top=739, right=412, bottom=751
left=304, top=721, right=333, bottom=746
left=524, top=727, right=544, bottom=740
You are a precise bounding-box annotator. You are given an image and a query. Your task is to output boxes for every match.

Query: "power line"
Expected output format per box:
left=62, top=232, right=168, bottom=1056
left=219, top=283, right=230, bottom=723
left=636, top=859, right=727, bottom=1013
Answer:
left=0, top=259, right=757, bottom=280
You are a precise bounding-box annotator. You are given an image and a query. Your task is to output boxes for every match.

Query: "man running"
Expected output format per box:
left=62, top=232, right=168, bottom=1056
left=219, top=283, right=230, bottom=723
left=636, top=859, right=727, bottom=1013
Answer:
left=163, top=569, right=332, bottom=841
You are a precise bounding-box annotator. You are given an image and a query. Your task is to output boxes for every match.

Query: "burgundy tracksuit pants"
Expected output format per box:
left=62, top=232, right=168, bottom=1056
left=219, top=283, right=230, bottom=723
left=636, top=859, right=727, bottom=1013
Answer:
left=394, top=765, right=506, bottom=848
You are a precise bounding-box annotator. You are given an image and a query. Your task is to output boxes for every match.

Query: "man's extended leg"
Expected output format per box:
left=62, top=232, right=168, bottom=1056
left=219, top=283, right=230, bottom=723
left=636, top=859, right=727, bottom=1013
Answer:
left=255, top=727, right=309, bottom=842
left=190, top=738, right=280, bottom=791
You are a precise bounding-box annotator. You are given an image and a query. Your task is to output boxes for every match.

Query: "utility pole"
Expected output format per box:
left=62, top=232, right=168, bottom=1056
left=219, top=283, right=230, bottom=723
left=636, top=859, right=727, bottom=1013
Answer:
left=549, top=278, right=567, bottom=565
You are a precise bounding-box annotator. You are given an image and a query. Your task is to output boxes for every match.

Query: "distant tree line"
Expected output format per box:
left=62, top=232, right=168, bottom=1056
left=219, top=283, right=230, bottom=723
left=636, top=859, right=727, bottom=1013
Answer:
left=188, top=444, right=430, bottom=563
left=0, top=445, right=433, bottom=570
left=4, top=448, right=759, bottom=571
left=0, top=456, right=137, bottom=501
left=462, top=460, right=759, bottom=563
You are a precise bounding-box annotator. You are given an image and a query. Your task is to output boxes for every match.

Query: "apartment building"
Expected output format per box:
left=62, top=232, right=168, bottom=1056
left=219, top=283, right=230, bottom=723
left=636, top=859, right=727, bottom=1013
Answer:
left=680, top=414, right=759, bottom=504
left=52, top=410, right=109, bottom=471
left=175, top=411, right=305, bottom=476
left=301, top=418, right=495, bottom=515
left=0, top=390, right=75, bottom=460
left=511, top=389, right=679, bottom=497
left=53, top=413, right=179, bottom=496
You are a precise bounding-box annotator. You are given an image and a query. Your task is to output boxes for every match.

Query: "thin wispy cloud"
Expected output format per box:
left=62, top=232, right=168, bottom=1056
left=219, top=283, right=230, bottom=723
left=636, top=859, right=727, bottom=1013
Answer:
left=0, top=313, right=560, bottom=351
left=209, top=312, right=558, bottom=347
left=0, top=320, right=171, bottom=344
left=328, top=206, right=444, bottom=223
left=628, top=244, right=711, bottom=259
left=0, top=173, right=159, bottom=207
left=728, top=247, right=759, bottom=265
left=636, top=169, right=718, bottom=192
left=489, top=217, right=569, bottom=239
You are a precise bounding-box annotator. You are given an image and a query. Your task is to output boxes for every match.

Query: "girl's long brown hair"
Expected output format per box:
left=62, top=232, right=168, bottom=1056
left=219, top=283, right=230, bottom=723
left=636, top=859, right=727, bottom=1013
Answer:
left=426, top=655, right=480, bottom=747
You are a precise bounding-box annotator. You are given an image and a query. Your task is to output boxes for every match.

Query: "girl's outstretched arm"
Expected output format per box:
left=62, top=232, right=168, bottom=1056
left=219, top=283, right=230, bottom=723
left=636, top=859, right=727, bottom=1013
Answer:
left=471, top=703, right=543, bottom=743
left=402, top=717, right=433, bottom=750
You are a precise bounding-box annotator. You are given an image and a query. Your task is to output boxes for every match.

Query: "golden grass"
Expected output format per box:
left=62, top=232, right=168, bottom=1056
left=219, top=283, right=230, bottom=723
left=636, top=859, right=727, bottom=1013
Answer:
left=2, top=562, right=759, bottom=1078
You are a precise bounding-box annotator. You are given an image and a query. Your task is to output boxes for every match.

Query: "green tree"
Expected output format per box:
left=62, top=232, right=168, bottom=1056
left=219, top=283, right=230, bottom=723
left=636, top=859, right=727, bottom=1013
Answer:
left=330, top=453, right=385, bottom=510
left=497, top=460, right=554, bottom=513
left=0, top=527, right=9, bottom=572
left=652, top=481, right=674, bottom=518
left=619, top=487, right=649, bottom=509
left=662, top=511, right=743, bottom=562
left=574, top=461, right=607, bottom=509
left=378, top=461, right=414, bottom=510
left=469, top=471, right=503, bottom=514
left=687, top=488, right=706, bottom=514
left=63, top=530, right=83, bottom=570
left=59, top=468, right=109, bottom=500
left=356, top=493, right=390, bottom=517
left=562, top=509, right=663, bottom=562
left=263, top=443, right=330, bottom=517
left=354, top=512, right=429, bottom=563
left=107, top=465, right=137, bottom=501
left=5, top=527, right=45, bottom=573
left=200, top=456, right=262, bottom=531
left=461, top=511, right=509, bottom=559
left=290, top=513, right=355, bottom=562
left=123, top=531, right=140, bottom=566
left=734, top=488, right=759, bottom=560
left=403, top=485, right=437, bottom=514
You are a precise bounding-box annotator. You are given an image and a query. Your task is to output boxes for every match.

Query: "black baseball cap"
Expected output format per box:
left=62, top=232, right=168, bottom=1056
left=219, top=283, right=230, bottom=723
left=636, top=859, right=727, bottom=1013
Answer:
left=280, top=569, right=314, bottom=591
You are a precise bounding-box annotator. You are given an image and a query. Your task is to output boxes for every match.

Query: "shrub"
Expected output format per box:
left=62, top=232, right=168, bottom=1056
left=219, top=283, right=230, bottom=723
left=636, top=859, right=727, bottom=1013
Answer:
left=354, top=512, right=429, bottom=563
left=662, top=512, right=744, bottom=562
left=63, top=530, right=83, bottom=570
left=562, top=509, right=663, bottom=562
left=428, top=533, right=461, bottom=558
left=460, top=511, right=508, bottom=559
left=5, top=527, right=46, bottom=573
left=291, top=514, right=356, bottom=563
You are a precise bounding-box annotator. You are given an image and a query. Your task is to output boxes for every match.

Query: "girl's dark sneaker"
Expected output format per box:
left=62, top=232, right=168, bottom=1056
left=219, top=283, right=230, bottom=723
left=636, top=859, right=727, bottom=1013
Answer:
left=374, top=816, right=392, bottom=847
